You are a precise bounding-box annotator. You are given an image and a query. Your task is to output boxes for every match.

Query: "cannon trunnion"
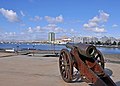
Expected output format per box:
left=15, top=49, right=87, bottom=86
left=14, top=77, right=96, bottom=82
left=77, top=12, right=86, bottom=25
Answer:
left=59, top=43, right=116, bottom=86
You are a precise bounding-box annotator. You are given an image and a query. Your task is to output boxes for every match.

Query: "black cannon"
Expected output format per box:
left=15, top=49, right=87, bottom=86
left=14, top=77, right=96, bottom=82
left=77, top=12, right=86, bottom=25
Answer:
left=59, top=43, right=116, bottom=86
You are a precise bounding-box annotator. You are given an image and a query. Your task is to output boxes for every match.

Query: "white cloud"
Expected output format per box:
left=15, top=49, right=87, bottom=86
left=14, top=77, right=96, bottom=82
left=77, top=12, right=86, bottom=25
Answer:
left=0, top=8, right=20, bottom=22
left=27, top=27, right=33, bottom=33
left=92, top=27, right=106, bottom=33
left=83, top=22, right=98, bottom=28
left=20, top=11, right=25, bottom=17
left=0, top=24, right=77, bottom=40
left=26, top=26, right=44, bottom=33
left=83, top=11, right=109, bottom=33
left=30, top=16, right=42, bottom=21
left=42, top=24, right=77, bottom=34
left=90, top=16, right=100, bottom=23
left=99, top=10, right=109, bottom=22
left=54, top=27, right=64, bottom=33
left=70, top=29, right=74, bottom=32
left=41, top=24, right=65, bottom=33
left=47, top=24, right=57, bottom=27
left=5, top=32, right=16, bottom=36
left=2, top=32, right=17, bottom=40
left=34, top=26, right=44, bottom=32
left=69, top=28, right=78, bottom=34
left=112, top=24, right=118, bottom=28
left=46, top=24, right=57, bottom=30
left=45, top=15, right=64, bottom=23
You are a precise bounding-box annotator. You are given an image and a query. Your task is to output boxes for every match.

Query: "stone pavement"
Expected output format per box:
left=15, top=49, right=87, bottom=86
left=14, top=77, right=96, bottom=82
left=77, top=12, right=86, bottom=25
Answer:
left=0, top=55, right=88, bottom=86
left=0, top=55, right=119, bottom=86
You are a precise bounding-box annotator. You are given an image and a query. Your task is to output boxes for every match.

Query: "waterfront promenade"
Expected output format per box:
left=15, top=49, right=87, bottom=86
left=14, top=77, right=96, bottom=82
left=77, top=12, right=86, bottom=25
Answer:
left=0, top=54, right=120, bottom=86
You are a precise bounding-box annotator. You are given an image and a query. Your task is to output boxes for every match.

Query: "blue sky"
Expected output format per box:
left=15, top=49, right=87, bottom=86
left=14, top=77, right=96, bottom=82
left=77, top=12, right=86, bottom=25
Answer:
left=0, top=0, right=120, bottom=40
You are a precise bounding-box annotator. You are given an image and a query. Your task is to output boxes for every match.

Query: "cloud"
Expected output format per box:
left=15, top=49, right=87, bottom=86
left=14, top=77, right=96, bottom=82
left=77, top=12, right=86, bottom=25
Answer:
left=27, top=27, right=33, bottom=33
left=20, top=11, right=25, bottom=17
left=23, top=26, right=50, bottom=40
left=99, top=10, right=109, bottom=22
left=45, top=24, right=57, bottom=30
left=5, top=32, right=16, bottom=36
left=92, top=27, right=106, bottom=33
left=112, top=24, right=118, bottom=28
left=34, top=26, right=44, bottom=32
left=26, top=26, right=44, bottom=33
left=44, top=24, right=77, bottom=34
left=45, top=15, right=64, bottom=23
left=69, top=28, right=77, bottom=34
left=83, top=11, right=109, bottom=33
left=0, top=8, right=20, bottom=22
left=43, top=24, right=65, bottom=33
left=0, top=24, right=77, bottom=41
left=83, top=22, right=98, bottom=28
left=1, top=32, right=17, bottom=40
left=54, top=27, right=64, bottom=33
left=30, top=16, right=42, bottom=21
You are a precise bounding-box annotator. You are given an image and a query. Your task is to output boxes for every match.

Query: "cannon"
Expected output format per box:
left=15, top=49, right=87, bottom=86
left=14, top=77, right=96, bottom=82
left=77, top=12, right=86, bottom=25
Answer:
left=59, top=43, right=116, bottom=86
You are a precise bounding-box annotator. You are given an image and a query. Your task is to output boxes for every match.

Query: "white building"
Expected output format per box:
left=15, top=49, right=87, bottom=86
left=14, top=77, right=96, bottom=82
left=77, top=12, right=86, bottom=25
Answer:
left=73, top=36, right=98, bottom=43
left=100, top=36, right=109, bottom=43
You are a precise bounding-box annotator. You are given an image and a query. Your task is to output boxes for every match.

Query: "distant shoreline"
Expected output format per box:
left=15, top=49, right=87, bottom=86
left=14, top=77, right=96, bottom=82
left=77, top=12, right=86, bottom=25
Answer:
left=96, top=45, right=120, bottom=48
left=0, top=43, right=120, bottom=48
left=0, top=51, right=120, bottom=64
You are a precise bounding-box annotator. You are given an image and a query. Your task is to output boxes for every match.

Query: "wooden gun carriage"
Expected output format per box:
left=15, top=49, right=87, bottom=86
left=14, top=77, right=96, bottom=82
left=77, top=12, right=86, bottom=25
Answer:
left=59, top=43, right=116, bottom=86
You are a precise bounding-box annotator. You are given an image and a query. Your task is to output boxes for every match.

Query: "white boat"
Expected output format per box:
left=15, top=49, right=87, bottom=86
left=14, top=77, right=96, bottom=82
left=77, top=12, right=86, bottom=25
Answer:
left=5, top=48, right=15, bottom=52
left=59, top=42, right=67, bottom=45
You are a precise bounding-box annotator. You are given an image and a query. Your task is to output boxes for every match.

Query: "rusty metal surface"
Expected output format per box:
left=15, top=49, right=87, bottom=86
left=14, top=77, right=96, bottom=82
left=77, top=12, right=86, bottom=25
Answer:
left=66, top=43, right=97, bottom=57
left=59, top=43, right=116, bottom=86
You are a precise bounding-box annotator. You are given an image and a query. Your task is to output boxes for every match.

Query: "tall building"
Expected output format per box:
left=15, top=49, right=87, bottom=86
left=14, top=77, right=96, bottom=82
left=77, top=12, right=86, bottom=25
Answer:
left=48, top=32, right=55, bottom=42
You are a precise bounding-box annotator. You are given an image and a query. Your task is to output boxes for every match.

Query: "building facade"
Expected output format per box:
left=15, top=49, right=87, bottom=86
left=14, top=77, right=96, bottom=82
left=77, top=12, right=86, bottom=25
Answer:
left=48, top=32, right=55, bottom=42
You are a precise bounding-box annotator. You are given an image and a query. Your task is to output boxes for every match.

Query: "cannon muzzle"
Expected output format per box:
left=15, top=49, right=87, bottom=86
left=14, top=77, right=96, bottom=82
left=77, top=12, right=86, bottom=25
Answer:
left=66, top=43, right=97, bottom=57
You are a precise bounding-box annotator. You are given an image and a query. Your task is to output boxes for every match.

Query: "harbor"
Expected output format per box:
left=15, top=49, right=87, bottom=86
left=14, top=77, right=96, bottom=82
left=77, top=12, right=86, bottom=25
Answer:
left=0, top=0, right=120, bottom=85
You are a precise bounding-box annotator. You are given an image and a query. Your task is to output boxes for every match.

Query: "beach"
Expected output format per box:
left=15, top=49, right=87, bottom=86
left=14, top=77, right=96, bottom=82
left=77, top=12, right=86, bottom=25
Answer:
left=0, top=53, right=120, bottom=86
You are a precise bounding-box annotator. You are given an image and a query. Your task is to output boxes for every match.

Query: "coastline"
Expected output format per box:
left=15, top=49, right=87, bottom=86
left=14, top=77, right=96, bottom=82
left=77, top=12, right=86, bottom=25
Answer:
left=0, top=51, right=120, bottom=59
left=96, top=45, right=120, bottom=48
left=0, top=52, right=15, bottom=57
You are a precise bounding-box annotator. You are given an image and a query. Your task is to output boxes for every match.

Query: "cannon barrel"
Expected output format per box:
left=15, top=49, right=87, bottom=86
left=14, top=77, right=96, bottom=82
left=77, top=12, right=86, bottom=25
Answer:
left=66, top=43, right=97, bottom=57
left=60, top=43, right=116, bottom=85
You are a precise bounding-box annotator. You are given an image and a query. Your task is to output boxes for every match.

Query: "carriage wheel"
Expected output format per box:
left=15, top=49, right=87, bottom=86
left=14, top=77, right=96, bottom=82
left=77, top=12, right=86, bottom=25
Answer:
left=95, top=50, right=105, bottom=69
left=59, top=49, right=73, bottom=83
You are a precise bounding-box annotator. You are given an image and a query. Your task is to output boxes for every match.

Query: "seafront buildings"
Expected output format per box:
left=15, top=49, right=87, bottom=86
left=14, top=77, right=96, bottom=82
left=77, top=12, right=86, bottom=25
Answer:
left=73, top=36, right=98, bottom=43
left=55, top=36, right=120, bottom=45
left=0, top=32, right=120, bottom=45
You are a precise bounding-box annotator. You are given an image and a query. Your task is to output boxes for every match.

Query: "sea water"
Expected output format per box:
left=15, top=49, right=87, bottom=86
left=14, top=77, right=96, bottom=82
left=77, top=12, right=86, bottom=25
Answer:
left=0, top=43, right=120, bottom=54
